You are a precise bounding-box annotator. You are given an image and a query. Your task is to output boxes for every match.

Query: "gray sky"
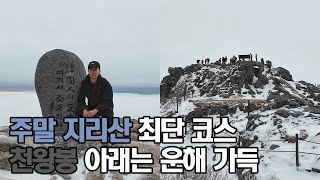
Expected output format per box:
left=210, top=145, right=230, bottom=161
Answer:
left=0, top=0, right=159, bottom=87
left=1, top=1, right=320, bottom=88
left=160, top=0, right=320, bottom=85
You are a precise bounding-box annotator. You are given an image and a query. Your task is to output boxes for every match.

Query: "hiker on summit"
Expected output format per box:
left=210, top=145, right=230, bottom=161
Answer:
left=189, top=85, right=195, bottom=98
left=230, top=56, right=237, bottom=64
left=222, top=56, right=227, bottom=64
left=207, top=58, right=210, bottom=64
left=76, top=61, right=114, bottom=128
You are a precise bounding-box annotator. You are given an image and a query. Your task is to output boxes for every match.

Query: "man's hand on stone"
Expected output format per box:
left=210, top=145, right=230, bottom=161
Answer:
left=83, top=109, right=89, bottom=117
left=88, top=109, right=98, bottom=117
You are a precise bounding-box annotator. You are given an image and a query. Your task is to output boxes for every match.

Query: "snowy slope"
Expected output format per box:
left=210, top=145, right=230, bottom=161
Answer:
left=160, top=60, right=320, bottom=179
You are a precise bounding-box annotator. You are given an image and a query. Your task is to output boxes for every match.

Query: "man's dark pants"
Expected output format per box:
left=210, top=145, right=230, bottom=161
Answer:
left=75, top=109, right=113, bottom=128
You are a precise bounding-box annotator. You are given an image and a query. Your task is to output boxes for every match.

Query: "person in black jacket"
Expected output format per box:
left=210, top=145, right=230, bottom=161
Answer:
left=76, top=61, right=114, bottom=127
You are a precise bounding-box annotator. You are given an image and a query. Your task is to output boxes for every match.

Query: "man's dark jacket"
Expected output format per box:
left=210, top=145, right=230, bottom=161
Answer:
left=76, top=74, right=113, bottom=117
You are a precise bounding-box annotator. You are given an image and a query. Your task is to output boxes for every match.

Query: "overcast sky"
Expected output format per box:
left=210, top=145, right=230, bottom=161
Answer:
left=0, top=0, right=159, bottom=87
left=160, top=0, right=320, bottom=85
left=1, top=1, right=320, bottom=88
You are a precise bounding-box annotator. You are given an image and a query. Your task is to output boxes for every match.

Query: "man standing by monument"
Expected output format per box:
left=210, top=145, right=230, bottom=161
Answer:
left=76, top=61, right=114, bottom=127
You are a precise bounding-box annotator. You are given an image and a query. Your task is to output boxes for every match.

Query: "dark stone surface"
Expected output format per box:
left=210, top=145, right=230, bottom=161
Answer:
left=270, top=144, right=280, bottom=150
left=273, top=67, right=293, bottom=81
left=254, top=79, right=264, bottom=89
left=275, top=109, right=290, bottom=118
left=290, top=111, right=304, bottom=118
left=259, top=75, right=269, bottom=85
left=312, top=168, right=320, bottom=173
left=185, top=108, right=204, bottom=122
left=35, top=49, right=86, bottom=135
left=0, top=126, right=9, bottom=134
left=244, top=103, right=259, bottom=113
left=274, top=96, right=289, bottom=108
left=160, top=67, right=185, bottom=100
left=246, top=120, right=257, bottom=131
left=241, top=135, right=258, bottom=147
left=288, top=100, right=301, bottom=108
left=0, top=136, right=23, bottom=152
left=307, top=106, right=320, bottom=114
left=295, top=83, right=302, bottom=90
left=299, top=81, right=320, bottom=94
left=238, top=61, right=263, bottom=85
left=248, top=114, right=261, bottom=121
left=168, top=67, right=184, bottom=77
left=314, top=94, right=320, bottom=102
left=248, top=89, right=256, bottom=95
left=267, top=91, right=280, bottom=101
left=183, top=64, right=201, bottom=75
left=273, top=118, right=282, bottom=126
left=244, top=84, right=251, bottom=90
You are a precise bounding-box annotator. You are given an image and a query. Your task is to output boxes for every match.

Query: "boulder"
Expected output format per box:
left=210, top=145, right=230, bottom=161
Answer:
left=299, top=81, right=320, bottom=93
left=274, top=96, right=289, bottom=108
left=307, top=106, right=320, bottom=114
left=35, top=49, right=86, bottom=135
left=248, top=89, right=255, bottom=95
left=254, top=79, right=264, bottom=89
left=258, top=75, right=269, bottom=85
left=288, top=100, right=301, bottom=108
left=275, top=109, right=290, bottom=118
left=244, top=103, right=259, bottom=113
left=168, top=67, right=184, bottom=77
left=314, top=94, right=320, bottom=102
left=295, top=83, right=302, bottom=90
left=0, top=135, right=24, bottom=152
left=0, top=126, right=9, bottom=134
left=273, top=118, right=282, bottom=126
left=0, top=151, right=12, bottom=171
left=240, top=135, right=258, bottom=147
left=273, top=67, right=293, bottom=81
left=270, top=144, right=280, bottom=150
left=183, top=64, right=201, bottom=75
left=290, top=111, right=304, bottom=118
left=312, top=168, right=320, bottom=173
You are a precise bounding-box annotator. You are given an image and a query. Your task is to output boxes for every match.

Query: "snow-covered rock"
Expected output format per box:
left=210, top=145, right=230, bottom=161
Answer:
left=161, top=59, right=320, bottom=180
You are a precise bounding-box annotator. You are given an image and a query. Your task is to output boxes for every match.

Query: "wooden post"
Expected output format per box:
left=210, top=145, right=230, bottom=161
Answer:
left=296, top=133, right=299, bottom=167
left=247, top=100, right=250, bottom=118
left=176, top=97, right=179, bottom=113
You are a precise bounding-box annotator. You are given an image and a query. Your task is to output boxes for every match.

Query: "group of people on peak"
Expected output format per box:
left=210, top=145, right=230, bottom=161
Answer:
left=196, top=58, right=210, bottom=65
left=196, top=53, right=270, bottom=66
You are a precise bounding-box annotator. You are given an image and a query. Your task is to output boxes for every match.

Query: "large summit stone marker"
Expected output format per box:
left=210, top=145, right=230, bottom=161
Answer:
left=35, top=49, right=86, bottom=135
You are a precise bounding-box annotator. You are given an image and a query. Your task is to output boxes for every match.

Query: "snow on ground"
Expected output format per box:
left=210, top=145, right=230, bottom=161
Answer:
left=0, top=91, right=159, bottom=180
left=0, top=91, right=160, bottom=126
left=162, top=106, right=320, bottom=179
left=161, top=87, right=320, bottom=179
left=0, top=171, right=65, bottom=180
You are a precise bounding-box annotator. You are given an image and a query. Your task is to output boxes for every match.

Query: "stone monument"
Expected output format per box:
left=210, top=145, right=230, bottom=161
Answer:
left=35, top=49, right=86, bottom=135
